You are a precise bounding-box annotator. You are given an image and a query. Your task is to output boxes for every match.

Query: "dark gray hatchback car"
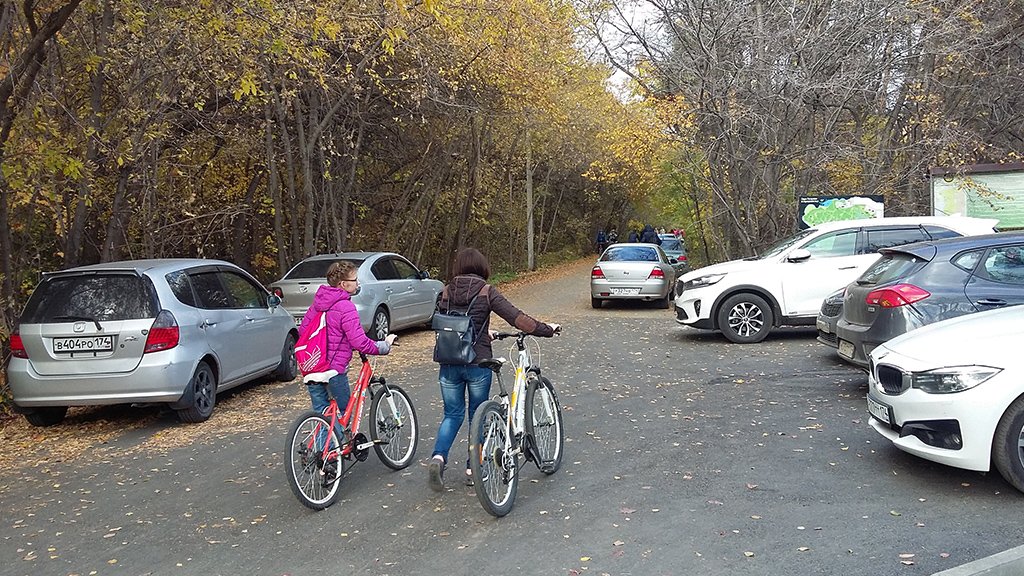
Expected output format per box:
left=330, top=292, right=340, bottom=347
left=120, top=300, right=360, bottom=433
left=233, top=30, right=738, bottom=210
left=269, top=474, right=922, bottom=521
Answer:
left=834, top=231, right=1024, bottom=369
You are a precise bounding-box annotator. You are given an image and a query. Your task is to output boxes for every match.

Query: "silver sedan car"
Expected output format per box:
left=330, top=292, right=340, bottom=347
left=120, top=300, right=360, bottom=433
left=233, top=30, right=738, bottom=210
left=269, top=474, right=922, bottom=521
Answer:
left=270, top=252, right=443, bottom=339
left=590, top=243, right=678, bottom=309
left=7, top=259, right=298, bottom=426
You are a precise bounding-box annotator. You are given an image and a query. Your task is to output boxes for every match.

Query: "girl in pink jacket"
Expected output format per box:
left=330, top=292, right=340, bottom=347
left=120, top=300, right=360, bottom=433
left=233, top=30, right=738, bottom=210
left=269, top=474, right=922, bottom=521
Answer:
left=297, top=260, right=396, bottom=415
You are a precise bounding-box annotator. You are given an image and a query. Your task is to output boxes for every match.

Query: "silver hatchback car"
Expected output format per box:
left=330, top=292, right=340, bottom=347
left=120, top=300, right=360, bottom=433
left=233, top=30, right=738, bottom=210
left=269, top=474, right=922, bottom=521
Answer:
left=270, top=252, right=443, bottom=339
left=7, top=259, right=298, bottom=426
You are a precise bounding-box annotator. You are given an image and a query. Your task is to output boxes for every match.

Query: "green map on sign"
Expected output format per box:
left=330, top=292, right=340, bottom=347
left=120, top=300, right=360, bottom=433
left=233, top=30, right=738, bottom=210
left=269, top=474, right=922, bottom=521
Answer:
left=802, top=198, right=881, bottom=227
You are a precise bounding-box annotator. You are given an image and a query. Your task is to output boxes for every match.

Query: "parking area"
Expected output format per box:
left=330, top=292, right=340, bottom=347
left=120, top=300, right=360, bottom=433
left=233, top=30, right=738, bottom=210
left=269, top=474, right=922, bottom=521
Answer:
left=2, top=259, right=1023, bottom=576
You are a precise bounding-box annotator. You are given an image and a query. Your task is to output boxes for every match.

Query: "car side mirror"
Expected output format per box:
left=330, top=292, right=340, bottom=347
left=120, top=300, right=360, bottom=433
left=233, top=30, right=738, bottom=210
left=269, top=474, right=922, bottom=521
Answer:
left=787, top=248, right=812, bottom=262
left=268, top=295, right=282, bottom=308
left=418, top=270, right=430, bottom=280
left=669, top=257, right=678, bottom=264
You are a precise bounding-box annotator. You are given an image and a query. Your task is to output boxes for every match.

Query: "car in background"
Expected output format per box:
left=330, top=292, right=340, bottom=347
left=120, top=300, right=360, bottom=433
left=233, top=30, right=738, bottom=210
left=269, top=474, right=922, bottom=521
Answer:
left=815, top=287, right=846, bottom=348
left=7, top=259, right=298, bottom=426
left=673, top=216, right=998, bottom=343
left=814, top=221, right=998, bottom=348
left=270, top=252, right=442, bottom=339
left=835, top=232, right=1024, bottom=369
left=658, top=233, right=689, bottom=274
left=866, top=304, right=1024, bottom=493
left=591, top=243, right=677, bottom=309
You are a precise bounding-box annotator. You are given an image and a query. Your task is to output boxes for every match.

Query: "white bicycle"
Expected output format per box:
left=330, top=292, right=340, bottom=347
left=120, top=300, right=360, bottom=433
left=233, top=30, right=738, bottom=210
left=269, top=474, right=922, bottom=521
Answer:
left=469, top=330, right=564, bottom=517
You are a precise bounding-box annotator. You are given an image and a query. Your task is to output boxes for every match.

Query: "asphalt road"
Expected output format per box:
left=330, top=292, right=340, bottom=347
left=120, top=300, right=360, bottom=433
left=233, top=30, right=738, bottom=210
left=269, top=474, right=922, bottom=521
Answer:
left=3, top=258, right=1023, bottom=576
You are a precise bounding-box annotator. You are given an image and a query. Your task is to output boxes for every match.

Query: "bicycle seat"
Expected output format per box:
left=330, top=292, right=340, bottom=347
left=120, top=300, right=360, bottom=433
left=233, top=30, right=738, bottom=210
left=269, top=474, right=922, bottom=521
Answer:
left=478, top=358, right=505, bottom=373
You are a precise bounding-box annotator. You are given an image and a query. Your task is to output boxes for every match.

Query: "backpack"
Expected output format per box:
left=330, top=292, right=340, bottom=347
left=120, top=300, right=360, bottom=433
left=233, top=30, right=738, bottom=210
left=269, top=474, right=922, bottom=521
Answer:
left=431, top=284, right=490, bottom=365
left=294, top=311, right=331, bottom=375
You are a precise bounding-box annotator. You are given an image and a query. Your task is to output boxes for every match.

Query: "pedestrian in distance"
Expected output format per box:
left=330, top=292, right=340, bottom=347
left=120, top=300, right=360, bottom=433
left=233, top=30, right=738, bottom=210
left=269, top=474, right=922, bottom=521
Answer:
left=627, top=229, right=640, bottom=243
left=596, top=229, right=607, bottom=253
left=427, top=247, right=559, bottom=491
left=640, top=224, right=660, bottom=244
left=607, top=228, right=619, bottom=244
left=297, top=261, right=397, bottom=416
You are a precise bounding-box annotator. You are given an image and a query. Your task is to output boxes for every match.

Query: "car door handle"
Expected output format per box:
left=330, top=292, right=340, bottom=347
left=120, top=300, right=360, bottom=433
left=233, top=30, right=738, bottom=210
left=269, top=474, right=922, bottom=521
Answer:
left=838, top=266, right=858, bottom=270
left=201, top=319, right=217, bottom=328
left=976, top=299, right=1007, bottom=306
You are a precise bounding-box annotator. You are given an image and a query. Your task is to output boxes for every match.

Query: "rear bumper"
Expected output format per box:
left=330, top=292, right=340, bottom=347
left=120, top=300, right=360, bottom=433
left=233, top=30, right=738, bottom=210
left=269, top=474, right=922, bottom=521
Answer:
left=6, top=354, right=197, bottom=407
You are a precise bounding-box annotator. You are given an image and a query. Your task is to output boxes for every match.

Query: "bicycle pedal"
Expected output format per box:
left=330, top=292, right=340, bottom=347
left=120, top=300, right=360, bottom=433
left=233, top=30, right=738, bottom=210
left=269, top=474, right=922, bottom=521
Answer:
left=355, top=440, right=376, bottom=451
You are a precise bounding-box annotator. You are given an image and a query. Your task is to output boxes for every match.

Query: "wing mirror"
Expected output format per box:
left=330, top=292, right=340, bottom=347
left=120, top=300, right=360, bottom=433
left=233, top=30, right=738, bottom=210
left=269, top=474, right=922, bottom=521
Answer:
left=268, top=295, right=282, bottom=308
left=787, top=248, right=812, bottom=262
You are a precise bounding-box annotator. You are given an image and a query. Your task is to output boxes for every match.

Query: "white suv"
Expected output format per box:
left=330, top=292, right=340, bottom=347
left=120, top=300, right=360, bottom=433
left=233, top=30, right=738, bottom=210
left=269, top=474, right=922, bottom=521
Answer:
left=673, top=217, right=998, bottom=343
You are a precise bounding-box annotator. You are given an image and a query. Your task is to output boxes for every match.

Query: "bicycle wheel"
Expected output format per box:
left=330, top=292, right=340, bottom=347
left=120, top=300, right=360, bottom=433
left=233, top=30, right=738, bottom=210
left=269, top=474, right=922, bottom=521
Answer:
left=525, top=375, right=564, bottom=474
left=369, top=384, right=419, bottom=470
left=469, top=400, right=518, bottom=517
left=284, top=411, right=344, bottom=510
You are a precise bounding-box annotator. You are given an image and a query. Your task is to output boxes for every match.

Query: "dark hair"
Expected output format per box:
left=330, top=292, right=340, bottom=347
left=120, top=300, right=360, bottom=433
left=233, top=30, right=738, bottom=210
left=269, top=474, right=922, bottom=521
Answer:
left=452, top=248, right=490, bottom=280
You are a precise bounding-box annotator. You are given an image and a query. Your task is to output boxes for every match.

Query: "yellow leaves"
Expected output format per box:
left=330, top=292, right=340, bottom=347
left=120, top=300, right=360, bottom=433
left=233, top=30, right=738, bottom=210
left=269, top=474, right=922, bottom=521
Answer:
left=233, top=73, right=260, bottom=101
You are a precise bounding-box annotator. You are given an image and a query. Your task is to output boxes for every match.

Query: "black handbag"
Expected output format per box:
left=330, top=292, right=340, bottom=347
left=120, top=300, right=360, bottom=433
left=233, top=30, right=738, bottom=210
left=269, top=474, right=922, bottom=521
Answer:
left=432, top=285, right=489, bottom=365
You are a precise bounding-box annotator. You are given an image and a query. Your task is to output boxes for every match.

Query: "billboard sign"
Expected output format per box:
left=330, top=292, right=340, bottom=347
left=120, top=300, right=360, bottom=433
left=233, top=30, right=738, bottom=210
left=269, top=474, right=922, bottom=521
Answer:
left=798, top=195, right=884, bottom=229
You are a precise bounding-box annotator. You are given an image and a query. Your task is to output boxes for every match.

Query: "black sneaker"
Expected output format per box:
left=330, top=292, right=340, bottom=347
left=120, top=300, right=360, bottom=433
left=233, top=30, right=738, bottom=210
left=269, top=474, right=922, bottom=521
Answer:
left=428, top=458, right=445, bottom=492
left=463, top=469, right=474, bottom=486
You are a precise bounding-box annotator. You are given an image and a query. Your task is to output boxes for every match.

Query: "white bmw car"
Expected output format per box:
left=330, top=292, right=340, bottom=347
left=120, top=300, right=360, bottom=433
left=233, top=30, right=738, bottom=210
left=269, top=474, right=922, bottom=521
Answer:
left=866, top=304, right=1024, bottom=492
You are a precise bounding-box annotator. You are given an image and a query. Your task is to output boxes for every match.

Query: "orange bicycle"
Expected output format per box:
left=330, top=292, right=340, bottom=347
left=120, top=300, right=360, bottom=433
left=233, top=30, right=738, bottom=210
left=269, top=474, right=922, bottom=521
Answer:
left=284, top=349, right=418, bottom=510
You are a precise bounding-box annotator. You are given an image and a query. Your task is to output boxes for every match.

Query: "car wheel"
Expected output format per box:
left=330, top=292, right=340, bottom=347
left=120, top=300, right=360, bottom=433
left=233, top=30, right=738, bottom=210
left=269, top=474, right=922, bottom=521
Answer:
left=273, top=333, right=298, bottom=381
left=992, top=396, right=1024, bottom=493
left=176, top=361, right=217, bottom=423
left=591, top=297, right=602, bottom=309
left=370, top=307, right=390, bottom=340
left=658, top=292, right=671, bottom=309
left=716, top=293, right=773, bottom=343
left=23, top=406, right=68, bottom=427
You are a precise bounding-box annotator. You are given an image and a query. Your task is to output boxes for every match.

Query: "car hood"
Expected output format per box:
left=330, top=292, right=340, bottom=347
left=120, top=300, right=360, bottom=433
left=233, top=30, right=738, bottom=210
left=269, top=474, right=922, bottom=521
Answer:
left=680, top=258, right=765, bottom=281
left=874, top=304, right=1024, bottom=366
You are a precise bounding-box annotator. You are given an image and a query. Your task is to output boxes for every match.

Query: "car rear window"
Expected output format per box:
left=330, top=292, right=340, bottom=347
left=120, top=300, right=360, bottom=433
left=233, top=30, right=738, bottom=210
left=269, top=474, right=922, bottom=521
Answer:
left=856, top=253, right=926, bottom=286
left=660, top=238, right=684, bottom=251
left=602, top=246, right=659, bottom=262
left=285, top=258, right=365, bottom=280
left=20, top=273, right=158, bottom=323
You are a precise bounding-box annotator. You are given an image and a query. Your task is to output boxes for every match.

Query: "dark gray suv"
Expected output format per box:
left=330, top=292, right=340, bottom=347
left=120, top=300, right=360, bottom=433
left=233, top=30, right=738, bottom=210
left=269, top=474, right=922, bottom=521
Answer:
left=835, top=232, right=1024, bottom=369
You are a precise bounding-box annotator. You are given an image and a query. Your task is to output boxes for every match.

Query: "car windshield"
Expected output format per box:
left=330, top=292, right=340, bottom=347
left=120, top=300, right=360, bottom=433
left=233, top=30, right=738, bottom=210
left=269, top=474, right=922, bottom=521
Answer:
left=601, top=246, right=660, bottom=262
left=756, top=228, right=817, bottom=259
left=20, top=273, right=158, bottom=323
left=284, top=258, right=365, bottom=280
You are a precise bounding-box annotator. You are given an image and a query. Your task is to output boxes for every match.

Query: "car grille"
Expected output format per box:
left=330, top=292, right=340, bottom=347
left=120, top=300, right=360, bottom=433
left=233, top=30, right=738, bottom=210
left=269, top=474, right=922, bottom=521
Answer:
left=820, top=300, right=841, bottom=317
left=818, top=331, right=837, bottom=346
left=876, top=365, right=906, bottom=395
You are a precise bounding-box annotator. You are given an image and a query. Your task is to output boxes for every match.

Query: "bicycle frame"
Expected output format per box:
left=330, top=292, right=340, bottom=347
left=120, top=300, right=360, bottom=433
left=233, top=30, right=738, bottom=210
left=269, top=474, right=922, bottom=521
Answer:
left=311, top=352, right=392, bottom=464
left=493, top=334, right=543, bottom=465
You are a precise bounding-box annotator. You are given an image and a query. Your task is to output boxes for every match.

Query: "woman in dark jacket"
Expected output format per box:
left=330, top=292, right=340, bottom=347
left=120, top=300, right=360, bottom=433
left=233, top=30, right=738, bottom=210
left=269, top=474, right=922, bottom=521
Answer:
left=428, top=247, right=559, bottom=491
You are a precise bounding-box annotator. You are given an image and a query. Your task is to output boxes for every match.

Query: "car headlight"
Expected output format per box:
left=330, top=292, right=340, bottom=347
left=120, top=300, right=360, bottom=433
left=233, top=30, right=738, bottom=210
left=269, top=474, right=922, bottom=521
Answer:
left=682, top=273, right=726, bottom=291
left=911, top=366, right=1002, bottom=394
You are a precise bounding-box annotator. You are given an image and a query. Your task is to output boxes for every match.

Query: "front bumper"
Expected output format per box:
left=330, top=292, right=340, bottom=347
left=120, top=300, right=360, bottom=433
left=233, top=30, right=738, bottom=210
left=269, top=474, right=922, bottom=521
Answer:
left=865, top=364, right=1011, bottom=473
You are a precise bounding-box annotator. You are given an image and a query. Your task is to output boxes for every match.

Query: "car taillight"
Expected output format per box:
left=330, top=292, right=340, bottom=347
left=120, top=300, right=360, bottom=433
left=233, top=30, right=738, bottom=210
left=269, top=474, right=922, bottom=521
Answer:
left=678, top=255, right=687, bottom=261
left=272, top=287, right=283, bottom=298
left=10, top=331, right=27, bottom=359
left=648, top=268, right=665, bottom=279
left=865, top=284, right=930, bottom=308
left=144, top=310, right=180, bottom=353
left=591, top=266, right=605, bottom=279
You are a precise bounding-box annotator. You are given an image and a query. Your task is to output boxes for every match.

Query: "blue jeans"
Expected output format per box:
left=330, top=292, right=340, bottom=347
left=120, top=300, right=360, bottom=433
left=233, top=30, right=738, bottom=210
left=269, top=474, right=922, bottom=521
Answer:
left=307, top=373, right=351, bottom=445
left=432, top=364, right=493, bottom=467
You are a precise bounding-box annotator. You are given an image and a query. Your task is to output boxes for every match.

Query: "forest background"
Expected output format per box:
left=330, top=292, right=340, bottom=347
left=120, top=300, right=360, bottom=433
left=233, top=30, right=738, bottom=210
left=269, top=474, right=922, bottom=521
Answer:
left=0, top=0, right=1020, bottom=355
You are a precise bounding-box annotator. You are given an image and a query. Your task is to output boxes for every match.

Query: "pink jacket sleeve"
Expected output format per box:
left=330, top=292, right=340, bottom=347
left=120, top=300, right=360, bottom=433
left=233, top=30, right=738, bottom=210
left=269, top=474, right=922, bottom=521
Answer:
left=338, top=300, right=385, bottom=355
